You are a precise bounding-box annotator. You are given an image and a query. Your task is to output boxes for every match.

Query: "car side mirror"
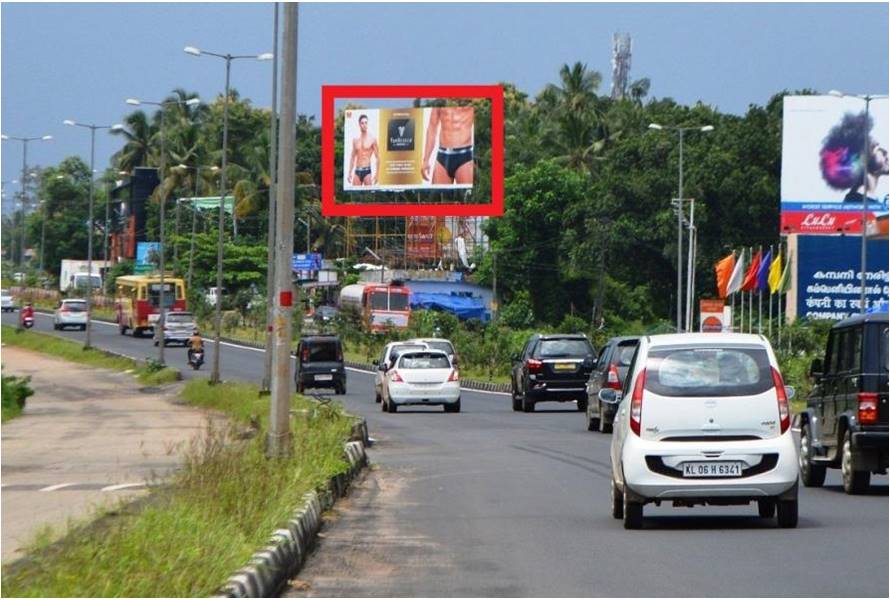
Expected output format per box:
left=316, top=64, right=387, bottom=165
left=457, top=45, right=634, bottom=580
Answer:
left=511, top=353, right=520, bottom=363
left=808, top=358, right=823, bottom=379
left=378, top=362, right=387, bottom=372
left=598, top=388, right=622, bottom=404
left=784, top=386, right=796, bottom=400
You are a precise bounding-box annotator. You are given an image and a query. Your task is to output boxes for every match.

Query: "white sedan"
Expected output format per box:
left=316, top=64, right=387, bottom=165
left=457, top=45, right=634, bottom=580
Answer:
left=381, top=349, right=461, bottom=413
left=53, top=299, right=89, bottom=330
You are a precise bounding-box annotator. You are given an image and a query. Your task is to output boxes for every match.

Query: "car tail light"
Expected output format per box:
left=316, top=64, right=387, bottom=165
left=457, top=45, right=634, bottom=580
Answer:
left=606, top=364, right=622, bottom=390
left=390, top=370, right=404, bottom=383
left=448, top=369, right=459, bottom=382
left=301, top=347, right=309, bottom=362
left=629, top=368, right=646, bottom=436
left=771, top=367, right=791, bottom=434
left=527, top=358, right=543, bottom=374
left=858, top=392, right=879, bottom=425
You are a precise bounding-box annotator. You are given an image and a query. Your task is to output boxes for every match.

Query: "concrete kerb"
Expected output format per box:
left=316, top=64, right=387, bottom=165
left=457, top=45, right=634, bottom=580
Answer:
left=213, top=423, right=369, bottom=598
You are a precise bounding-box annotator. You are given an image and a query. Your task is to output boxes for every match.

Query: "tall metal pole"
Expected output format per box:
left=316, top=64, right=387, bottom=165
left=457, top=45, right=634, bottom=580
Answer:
left=85, top=127, right=96, bottom=349
left=860, top=97, right=871, bottom=314
left=269, top=1, right=298, bottom=457
left=158, top=108, right=167, bottom=366
left=262, top=1, right=280, bottom=394
left=685, top=196, right=695, bottom=331
left=211, top=57, right=233, bottom=384
left=19, top=140, right=28, bottom=267
left=103, top=180, right=111, bottom=267
left=187, top=169, right=201, bottom=294
left=677, top=129, right=684, bottom=332
left=40, top=199, right=47, bottom=272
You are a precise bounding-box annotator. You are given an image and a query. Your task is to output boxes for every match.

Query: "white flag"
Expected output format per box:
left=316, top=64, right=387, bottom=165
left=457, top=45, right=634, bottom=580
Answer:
left=727, top=248, right=747, bottom=295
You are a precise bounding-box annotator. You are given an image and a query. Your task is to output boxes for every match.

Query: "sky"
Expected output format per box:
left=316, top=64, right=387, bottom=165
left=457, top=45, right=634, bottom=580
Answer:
left=2, top=1, right=888, bottom=198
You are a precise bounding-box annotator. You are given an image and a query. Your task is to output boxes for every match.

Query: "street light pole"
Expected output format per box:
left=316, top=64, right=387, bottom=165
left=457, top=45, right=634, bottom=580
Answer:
left=184, top=45, right=273, bottom=385
left=1, top=134, right=52, bottom=267
left=64, top=120, right=121, bottom=350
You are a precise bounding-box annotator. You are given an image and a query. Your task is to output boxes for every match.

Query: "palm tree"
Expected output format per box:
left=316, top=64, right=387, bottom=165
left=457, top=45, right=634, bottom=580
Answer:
left=538, top=62, right=604, bottom=171
left=111, top=110, right=155, bottom=172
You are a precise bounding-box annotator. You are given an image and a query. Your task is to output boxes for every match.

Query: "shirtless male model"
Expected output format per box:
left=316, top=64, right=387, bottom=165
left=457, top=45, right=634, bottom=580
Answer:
left=421, top=106, right=474, bottom=185
left=348, top=114, right=379, bottom=186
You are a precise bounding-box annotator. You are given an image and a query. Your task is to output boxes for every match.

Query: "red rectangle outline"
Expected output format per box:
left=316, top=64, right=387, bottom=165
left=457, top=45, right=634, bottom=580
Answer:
left=321, top=84, right=504, bottom=217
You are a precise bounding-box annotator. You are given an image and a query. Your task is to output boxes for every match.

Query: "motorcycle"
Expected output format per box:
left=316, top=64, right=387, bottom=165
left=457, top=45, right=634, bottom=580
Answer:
left=20, top=313, right=34, bottom=329
left=188, top=349, right=204, bottom=370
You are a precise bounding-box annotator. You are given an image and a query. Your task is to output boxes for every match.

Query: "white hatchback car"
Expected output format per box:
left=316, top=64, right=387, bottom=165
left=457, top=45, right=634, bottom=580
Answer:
left=606, top=333, right=798, bottom=529
left=53, top=299, right=89, bottom=330
left=381, top=349, right=461, bottom=413
left=374, top=341, right=429, bottom=403
left=1, top=289, right=15, bottom=312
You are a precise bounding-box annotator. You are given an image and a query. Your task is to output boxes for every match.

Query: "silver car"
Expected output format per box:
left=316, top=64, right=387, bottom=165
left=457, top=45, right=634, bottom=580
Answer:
left=53, top=299, right=88, bottom=330
left=154, top=311, right=197, bottom=346
left=1, top=289, right=15, bottom=312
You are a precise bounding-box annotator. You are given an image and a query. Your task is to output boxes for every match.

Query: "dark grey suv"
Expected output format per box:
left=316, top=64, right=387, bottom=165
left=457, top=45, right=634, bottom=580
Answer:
left=511, top=334, right=596, bottom=413
left=585, top=336, right=639, bottom=433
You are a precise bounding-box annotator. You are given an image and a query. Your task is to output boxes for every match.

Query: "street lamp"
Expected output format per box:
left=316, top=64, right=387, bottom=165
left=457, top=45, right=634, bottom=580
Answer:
left=827, top=90, right=889, bottom=314
left=648, top=122, right=715, bottom=332
left=1, top=133, right=52, bottom=267
left=184, top=44, right=273, bottom=384
left=175, top=163, right=219, bottom=293
left=123, top=96, right=200, bottom=366
left=63, top=119, right=124, bottom=349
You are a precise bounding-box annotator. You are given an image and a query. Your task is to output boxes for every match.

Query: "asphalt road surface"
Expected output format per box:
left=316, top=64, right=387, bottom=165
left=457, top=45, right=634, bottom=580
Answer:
left=4, top=312, right=887, bottom=597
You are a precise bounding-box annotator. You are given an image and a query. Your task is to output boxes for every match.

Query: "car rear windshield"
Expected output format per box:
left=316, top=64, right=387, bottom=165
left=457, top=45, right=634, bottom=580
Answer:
left=399, top=353, right=450, bottom=369
left=644, top=347, right=773, bottom=397
left=536, top=339, right=593, bottom=358
left=166, top=313, right=194, bottom=323
left=304, top=341, right=339, bottom=362
left=64, top=301, right=87, bottom=312
left=425, top=341, right=454, bottom=354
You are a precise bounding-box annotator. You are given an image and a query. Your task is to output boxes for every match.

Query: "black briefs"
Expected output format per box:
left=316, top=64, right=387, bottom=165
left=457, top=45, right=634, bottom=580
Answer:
left=436, top=145, right=473, bottom=180
left=354, top=166, right=372, bottom=182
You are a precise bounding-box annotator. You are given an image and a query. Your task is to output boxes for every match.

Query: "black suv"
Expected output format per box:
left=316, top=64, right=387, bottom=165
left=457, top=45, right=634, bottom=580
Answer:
left=798, top=312, right=888, bottom=494
left=511, top=334, right=596, bottom=412
left=295, top=334, right=346, bottom=395
left=584, top=336, right=639, bottom=433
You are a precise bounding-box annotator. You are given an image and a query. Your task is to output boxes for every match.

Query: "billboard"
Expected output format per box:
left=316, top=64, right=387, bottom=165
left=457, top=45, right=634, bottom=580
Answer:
left=343, top=106, right=474, bottom=192
left=794, top=235, right=888, bottom=321
left=781, top=95, right=889, bottom=234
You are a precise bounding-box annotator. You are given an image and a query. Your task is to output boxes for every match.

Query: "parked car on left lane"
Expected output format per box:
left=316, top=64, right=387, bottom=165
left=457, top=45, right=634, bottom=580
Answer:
left=53, top=299, right=88, bottom=330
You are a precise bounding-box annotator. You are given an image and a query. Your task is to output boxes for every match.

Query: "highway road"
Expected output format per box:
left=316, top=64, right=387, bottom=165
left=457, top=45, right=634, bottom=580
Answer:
left=4, top=312, right=887, bottom=597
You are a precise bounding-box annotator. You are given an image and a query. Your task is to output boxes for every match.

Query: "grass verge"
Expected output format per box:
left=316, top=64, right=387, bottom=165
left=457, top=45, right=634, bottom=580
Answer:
left=0, top=325, right=179, bottom=386
left=1, top=374, right=33, bottom=422
left=1, top=379, right=356, bottom=597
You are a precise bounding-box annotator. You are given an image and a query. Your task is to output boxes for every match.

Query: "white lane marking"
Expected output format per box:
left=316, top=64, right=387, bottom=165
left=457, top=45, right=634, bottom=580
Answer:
left=39, top=483, right=78, bottom=492
left=101, top=482, right=147, bottom=492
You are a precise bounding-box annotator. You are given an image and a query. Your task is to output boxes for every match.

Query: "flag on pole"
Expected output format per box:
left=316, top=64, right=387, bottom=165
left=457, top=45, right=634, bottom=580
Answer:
left=757, top=249, right=772, bottom=291
left=715, top=252, right=736, bottom=298
left=741, top=250, right=762, bottom=292
left=778, top=251, right=792, bottom=294
left=768, top=251, right=783, bottom=294
left=727, top=248, right=747, bottom=295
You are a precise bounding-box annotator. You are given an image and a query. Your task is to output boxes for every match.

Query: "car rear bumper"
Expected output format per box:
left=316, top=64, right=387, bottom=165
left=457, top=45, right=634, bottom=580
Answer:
left=56, top=314, right=87, bottom=325
left=390, top=382, right=460, bottom=405
left=527, top=380, right=587, bottom=401
left=852, top=430, right=889, bottom=449
left=621, top=433, right=798, bottom=501
left=299, top=370, right=345, bottom=387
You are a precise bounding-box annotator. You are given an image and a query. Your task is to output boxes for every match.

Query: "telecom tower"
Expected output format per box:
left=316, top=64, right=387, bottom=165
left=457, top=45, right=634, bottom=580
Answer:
left=610, top=33, right=632, bottom=101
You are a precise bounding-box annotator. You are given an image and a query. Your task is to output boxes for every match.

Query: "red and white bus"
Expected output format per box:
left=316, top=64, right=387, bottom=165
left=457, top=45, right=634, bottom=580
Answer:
left=339, top=282, right=411, bottom=332
left=115, top=275, right=187, bottom=337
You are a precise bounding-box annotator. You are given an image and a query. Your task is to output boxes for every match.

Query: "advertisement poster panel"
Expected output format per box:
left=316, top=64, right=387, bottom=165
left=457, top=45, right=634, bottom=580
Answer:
left=699, top=299, right=726, bottom=332
left=796, top=235, right=888, bottom=320
left=343, top=106, right=474, bottom=191
left=781, top=95, right=889, bottom=234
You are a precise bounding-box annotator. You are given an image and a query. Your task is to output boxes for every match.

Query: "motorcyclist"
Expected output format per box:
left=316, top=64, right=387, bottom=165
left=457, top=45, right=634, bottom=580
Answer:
left=19, top=302, right=34, bottom=327
left=187, top=328, right=203, bottom=363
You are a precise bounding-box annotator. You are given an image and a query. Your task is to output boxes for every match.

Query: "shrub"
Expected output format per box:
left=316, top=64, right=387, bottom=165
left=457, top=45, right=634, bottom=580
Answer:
left=2, top=374, right=34, bottom=422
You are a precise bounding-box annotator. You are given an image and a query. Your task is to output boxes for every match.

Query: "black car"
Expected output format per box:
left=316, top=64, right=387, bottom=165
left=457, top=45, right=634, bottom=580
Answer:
left=295, top=334, right=346, bottom=395
left=511, top=333, right=597, bottom=412
left=584, top=336, right=639, bottom=433
left=798, top=312, right=888, bottom=494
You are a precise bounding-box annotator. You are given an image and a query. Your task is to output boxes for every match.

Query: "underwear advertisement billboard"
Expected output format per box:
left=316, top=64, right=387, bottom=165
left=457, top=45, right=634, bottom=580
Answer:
left=781, top=95, right=889, bottom=235
left=343, top=106, right=474, bottom=192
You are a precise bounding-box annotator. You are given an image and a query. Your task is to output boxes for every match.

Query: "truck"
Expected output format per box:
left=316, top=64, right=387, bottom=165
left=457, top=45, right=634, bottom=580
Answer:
left=338, top=281, right=411, bottom=332
left=59, top=259, right=109, bottom=294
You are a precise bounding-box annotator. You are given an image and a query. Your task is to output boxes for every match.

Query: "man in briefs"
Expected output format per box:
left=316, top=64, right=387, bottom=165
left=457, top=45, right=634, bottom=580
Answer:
left=422, top=106, right=474, bottom=185
left=348, top=114, right=379, bottom=186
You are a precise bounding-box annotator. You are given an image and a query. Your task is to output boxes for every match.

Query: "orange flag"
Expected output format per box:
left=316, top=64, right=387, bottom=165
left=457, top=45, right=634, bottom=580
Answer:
left=714, top=252, right=735, bottom=299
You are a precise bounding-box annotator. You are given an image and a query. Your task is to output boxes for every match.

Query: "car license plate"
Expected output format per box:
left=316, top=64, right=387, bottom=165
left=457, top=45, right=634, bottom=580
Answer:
left=315, top=374, right=333, bottom=381
left=554, top=362, right=576, bottom=371
left=682, top=461, right=743, bottom=478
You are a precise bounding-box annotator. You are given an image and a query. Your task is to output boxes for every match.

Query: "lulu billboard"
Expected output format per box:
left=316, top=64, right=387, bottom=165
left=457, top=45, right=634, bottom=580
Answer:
left=343, top=106, right=474, bottom=192
left=781, top=95, right=889, bottom=234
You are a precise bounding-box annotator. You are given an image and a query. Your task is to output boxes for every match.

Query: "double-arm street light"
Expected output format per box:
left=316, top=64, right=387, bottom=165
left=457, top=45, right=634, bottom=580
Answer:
left=827, top=90, right=889, bottom=315
left=124, top=96, right=200, bottom=366
left=648, top=122, right=714, bottom=332
left=175, top=163, right=220, bottom=293
left=1, top=133, right=52, bottom=267
left=184, top=44, right=273, bottom=384
left=63, top=119, right=124, bottom=349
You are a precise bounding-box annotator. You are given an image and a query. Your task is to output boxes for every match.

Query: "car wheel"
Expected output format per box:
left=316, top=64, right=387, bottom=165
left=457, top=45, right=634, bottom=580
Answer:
left=587, top=410, right=600, bottom=431
left=521, top=394, right=535, bottom=413
left=154, top=340, right=159, bottom=347
left=381, top=397, right=388, bottom=412
left=375, top=393, right=382, bottom=404
left=444, top=399, right=461, bottom=413
left=776, top=498, right=798, bottom=528
left=576, top=398, right=588, bottom=412
left=512, top=389, right=522, bottom=412
left=297, top=381, right=305, bottom=394
left=338, top=384, right=346, bottom=395
left=623, top=496, right=643, bottom=530
left=610, top=479, right=624, bottom=519
left=81, top=325, right=87, bottom=331
left=841, top=430, right=870, bottom=495
left=119, top=324, right=127, bottom=335
left=799, top=423, right=826, bottom=487
left=599, top=404, right=613, bottom=434
left=388, top=400, right=398, bottom=413
left=757, top=498, right=776, bottom=518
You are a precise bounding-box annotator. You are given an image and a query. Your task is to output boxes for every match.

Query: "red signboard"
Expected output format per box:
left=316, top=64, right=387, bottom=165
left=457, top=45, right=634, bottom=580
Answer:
left=781, top=211, right=867, bottom=235
left=406, top=216, right=441, bottom=260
